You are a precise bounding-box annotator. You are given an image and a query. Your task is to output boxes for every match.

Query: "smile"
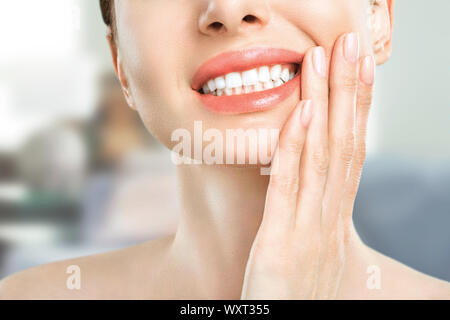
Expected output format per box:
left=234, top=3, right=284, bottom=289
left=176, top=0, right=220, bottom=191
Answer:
left=192, top=48, right=303, bottom=114
left=199, top=64, right=299, bottom=96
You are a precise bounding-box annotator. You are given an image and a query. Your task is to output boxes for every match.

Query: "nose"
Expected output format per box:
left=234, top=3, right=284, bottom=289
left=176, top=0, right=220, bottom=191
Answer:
left=198, top=0, right=270, bottom=36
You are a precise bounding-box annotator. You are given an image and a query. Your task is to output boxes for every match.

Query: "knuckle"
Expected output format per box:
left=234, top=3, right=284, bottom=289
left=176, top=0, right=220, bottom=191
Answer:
left=345, top=143, right=367, bottom=196
left=271, top=175, right=300, bottom=196
left=358, top=91, right=374, bottom=109
left=333, top=75, right=358, bottom=92
left=346, top=171, right=363, bottom=199
left=280, top=138, right=304, bottom=155
left=332, top=133, right=355, bottom=165
left=311, top=146, right=330, bottom=176
left=357, top=127, right=368, bottom=140
left=354, top=142, right=367, bottom=168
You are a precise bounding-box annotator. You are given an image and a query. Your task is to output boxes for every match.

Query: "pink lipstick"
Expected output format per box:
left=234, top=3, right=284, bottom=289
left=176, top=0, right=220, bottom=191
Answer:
left=192, top=47, right=303, bottom=114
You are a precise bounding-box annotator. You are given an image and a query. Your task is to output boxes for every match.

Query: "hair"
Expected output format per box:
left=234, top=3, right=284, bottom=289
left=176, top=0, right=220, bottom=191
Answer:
left=100, top=0, right=116, bottom=38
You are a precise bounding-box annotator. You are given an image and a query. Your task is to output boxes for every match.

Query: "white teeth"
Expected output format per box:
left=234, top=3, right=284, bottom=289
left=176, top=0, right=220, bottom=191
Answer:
left=225, top=72, right=243, bottom=89
left=207, top=79, right=217, bottom=92
left=270, top=64, right=282, bottom=81
left=244, top=85, right=253, bottom=94
left=242, top=68, right=259, bottom=86
left=254, top=82, right=263, bottom=92
left=225, top=88, right=233, bottom=96
left=274, top=79, right=284, bottom=87
left=258, top=66, right=271, bottom=83
left=264, top=81, right=274, bottom=90
left=202, top=64, right=297, bottom=96
left=215, top=76, right=226, bottom=90
left=281, top=68, right=290, bottom=83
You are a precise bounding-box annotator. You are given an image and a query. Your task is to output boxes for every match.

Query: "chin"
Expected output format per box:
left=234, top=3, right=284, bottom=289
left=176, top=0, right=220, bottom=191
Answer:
left=165, top=96, right=301, bottom=170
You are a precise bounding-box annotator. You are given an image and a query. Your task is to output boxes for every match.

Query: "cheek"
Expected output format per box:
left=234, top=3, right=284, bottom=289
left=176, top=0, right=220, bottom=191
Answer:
left=117, top=2, right=197, bottom=148
left=273, top=0, right=370, bottom=55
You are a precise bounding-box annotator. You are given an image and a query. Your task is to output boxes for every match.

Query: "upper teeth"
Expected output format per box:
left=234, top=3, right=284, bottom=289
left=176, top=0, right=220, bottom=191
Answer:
left=202, top=64, right=296, bottom=96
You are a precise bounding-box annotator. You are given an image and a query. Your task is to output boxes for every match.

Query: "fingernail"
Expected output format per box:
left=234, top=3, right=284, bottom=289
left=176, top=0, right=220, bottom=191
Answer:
left=312, top=47, right=326, bottom=78
left=361, top=55, right=375, bottom=85
left=301, top=100, right=313, bottom=127
left=344, top=32, right=359, bottom=63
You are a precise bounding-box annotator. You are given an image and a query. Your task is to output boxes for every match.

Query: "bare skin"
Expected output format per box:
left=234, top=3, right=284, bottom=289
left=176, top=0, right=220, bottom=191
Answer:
left=0, top=232, right=449, bottom=299
left=1, top=0, right=449, bottom=299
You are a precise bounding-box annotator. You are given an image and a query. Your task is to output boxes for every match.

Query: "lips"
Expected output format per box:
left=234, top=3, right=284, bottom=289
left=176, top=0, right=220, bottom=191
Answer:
left=192, top=47, right=304, bottom=114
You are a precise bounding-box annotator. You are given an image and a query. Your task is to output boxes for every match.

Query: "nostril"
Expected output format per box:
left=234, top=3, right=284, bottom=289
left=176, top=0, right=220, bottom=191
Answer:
left=243, top=15, right=258, bottom=24
left=209, top=21, right=224, bottom=32
left=203, top=14, right=264, bottom=35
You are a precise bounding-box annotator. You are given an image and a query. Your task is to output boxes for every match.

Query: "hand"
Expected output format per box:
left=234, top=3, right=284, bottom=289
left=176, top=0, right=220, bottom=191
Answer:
left=241, top=33, right=375, bottom=299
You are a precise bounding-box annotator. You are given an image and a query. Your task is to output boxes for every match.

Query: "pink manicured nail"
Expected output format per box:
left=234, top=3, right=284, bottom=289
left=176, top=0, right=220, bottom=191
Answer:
left=301, top=100, right=313, bottom=127
left=361, top=55, right=375, bottom=85
left=312, top=47, right=326, bottom=78
left=344, top=33, right=359, bottom=63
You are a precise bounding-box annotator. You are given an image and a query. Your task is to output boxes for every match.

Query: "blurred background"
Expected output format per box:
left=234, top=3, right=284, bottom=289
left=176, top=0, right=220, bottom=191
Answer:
left=0, top=0, right=449, bottom=282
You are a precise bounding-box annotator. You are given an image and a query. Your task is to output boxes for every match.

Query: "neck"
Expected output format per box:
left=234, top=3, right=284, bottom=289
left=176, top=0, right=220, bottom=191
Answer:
left=171, top=164, right=269, bottom=298
left=169, top=163, right=368, bottom=299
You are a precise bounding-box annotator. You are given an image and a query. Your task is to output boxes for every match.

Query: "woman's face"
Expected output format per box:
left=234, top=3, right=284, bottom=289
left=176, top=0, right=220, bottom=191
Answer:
left=111, top=0, right=391, bottom=164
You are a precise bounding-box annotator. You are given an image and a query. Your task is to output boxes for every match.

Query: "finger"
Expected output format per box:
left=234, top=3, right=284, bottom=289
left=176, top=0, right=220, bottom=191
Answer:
left=341, top=55, right=375, bottom=225
left=262, top=100, right=312, bottom=232
left=321, top=33, right=360, bottom=230
left=295, top=46, right=329, bottom=231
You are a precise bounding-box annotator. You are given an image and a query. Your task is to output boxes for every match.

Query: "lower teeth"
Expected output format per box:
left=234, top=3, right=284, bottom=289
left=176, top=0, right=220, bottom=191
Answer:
left=202, top=74, right=296, bottom=96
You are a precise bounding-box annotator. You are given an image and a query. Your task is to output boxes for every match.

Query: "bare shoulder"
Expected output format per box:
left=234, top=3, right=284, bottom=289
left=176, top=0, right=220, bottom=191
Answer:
left=368, top=246, right=450, bottom=300
left=0, top=236, right=174, bottom=300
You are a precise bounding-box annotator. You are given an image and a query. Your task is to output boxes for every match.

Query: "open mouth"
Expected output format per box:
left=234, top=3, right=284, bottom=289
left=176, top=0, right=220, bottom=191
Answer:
left=199, top=63, right=300, bottom=96
left=192, top=48, right=303, bottom=114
